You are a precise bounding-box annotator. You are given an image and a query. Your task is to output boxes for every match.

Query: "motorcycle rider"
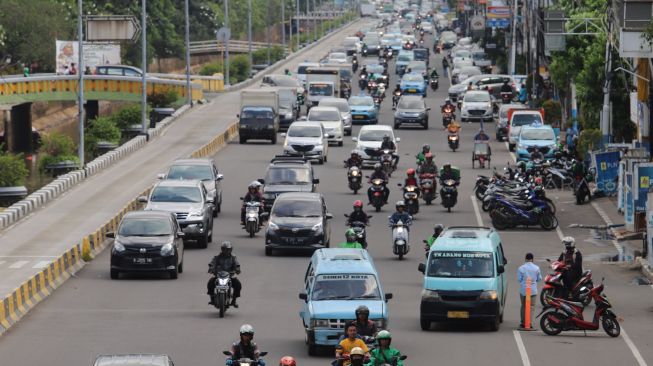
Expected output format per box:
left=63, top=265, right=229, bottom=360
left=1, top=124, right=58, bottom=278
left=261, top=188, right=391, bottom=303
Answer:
left=348, top=347, right=367, bottom=366
left=415, top=144, right=431, bottom=165
left=279, top=357, right=296, bottom=366
left=467, top=82, right=474, bottom=91
left=474, top=128, right=490, bottom=141
left=353, top=305, right=378, bottom=337
left=429, top=68, right=439, bottom=79
left=347, top=200, right=370, bottom=225
left=557, top=236, right=583, bottom=298
left=360, top=66, right=368, bottom=78
left=345, top=151, right=363, bottom=168
left=339, top=229, right=364, bottom=249
left=440, top=164, right=459, bottom=183
left=380, top=135, right=399, bottom=169
left=446, top=119, right=461, bottom=134
left=425, top=224, right=445, bottom=249
left=228, top=325, right=263, bottom=365
left=530, top=148, right=544, bottom=161
left=500, top=80, right=513, bottom=94
left=207, top=241, right=242, bottom=307
left=404, top=168, right=419, bottom=187
left=368, top=331, right=404, bottom=366
left=336, top=323, right=370, bottom=366
left=442, top=57, right=449, bottom=75
left=285, top=69, right=292, bottom=76
left=417, top=153, right=438, bottom=175
left=241, top=181, right=264, bottom=225
left=388, top=201, right=412, bottom=230
left=368, top=163, right=390, bottom=204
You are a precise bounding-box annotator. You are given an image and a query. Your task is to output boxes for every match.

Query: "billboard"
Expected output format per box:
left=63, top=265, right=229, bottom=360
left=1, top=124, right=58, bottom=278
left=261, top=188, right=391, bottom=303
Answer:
left=56, top=40, right=121, bottom=74
left=592, top=150, right=620, bottom=195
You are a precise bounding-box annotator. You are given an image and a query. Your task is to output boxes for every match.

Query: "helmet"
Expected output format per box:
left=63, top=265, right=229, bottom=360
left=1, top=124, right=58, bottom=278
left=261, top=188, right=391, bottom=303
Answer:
left=353, top=200, right=363, bottom=209
left=434, top=223, right=444, bottom=236
left=396, top=201, right=406, bottom=210
left=445, top=97, right=451, bottom=103
left=376, top=330, right=392, bottom=340
left=279, top=357, right=296, bottom=366
left=383, top=135, right=390, bottom=141
left=221, top=241, right=233, bottom=252
left=443, top=163, right=451, bottom=170
left=374, top=163, right=382, bottom=171
left=355, top=305, right=370, bottom=317
left=562, top=236, right=575, bottom=250
left=351, top=150, right=359, bottom=157
left=240, top=324, right=254, bottom=335
left=350, top=347, right=366, bottom=357
left=248, top=181, right=260, bottom=190
left=345, top=228, right=357, bottom=242
left=425, top=152, right=433, bottom=161
left=422, top=144, right=430, bottom=152
left=407, top=168, right=416, bottom=177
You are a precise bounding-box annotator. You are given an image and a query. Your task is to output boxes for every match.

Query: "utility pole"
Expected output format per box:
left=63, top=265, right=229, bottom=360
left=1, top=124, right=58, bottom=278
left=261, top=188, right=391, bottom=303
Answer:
left=282, top=0, right=286, bottom=53
left=184, top=0, right=192, bottom=106
left=141, top=0, right=148, bottom=135
left=248, top=0, right=252, bottom=74
left=77, top=0, right=85, bottom=166
left=313, top=0, right=318, bottom=42
left=306, top=0, right=310, bottom=43
left=509, top=0, right=517, bottom=75
left=225, top=0, right=230, bottom=87
left=288, top=0, right=292, bottom=52
left=296, top=0, right=300, bottom=49
left=600, top=4, right=614, bottom=145
left=267, top=1, right=271, bottom=66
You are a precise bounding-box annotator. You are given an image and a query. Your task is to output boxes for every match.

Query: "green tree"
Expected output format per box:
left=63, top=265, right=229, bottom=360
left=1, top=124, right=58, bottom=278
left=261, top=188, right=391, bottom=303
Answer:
left=0, top=152, right=29, bottom=187
left=38, top=132, right=79, bottom=172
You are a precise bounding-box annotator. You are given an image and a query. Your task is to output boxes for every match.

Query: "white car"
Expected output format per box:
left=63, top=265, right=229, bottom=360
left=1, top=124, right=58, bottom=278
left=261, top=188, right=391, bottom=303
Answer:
left=282, top=122, right=328, bottom=164
left=342, top=36, right=362, bottom=54
left=319, top=97, right=353, bottom=136
left=327, top=52, right=348, bottom=64
left=460, top=90, right=493, bottom=123
left=307, top=106, right=344, bottom=146
left=421, top=23, right=434, bottom=34
left=452, top=49, right=472, bottom=65
left=352, top=125, right=400, bottom=167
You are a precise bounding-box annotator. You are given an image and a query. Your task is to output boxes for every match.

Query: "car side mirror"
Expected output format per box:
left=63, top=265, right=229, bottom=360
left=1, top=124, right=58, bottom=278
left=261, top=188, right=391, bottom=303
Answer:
left=157, top=173, right=165, bottom=179
left=236, top=114, right=240, bottom=119
left=260, top=212, right=270, bottom=220
left=299, top=292, right=308, bottom=301
left=344, top=213, right=350, bottom=218
left=313, top=178, right=320, bottom=184
left=352, top=137, right=358, bottom=142
left=385, top=293, right=393, bottom=300
left=326, top=213, right=333, bottom=219
left=138, top=196, right=148, bottom=203
left=395, top=137, right=401, bottom=142
left=216, top=174, right=224, bottom=181
left=418, top=263, right=426, bottom=273
left=258, top=179, right=265, bottom=185
left=259, top=352, right=268, bottom=357
left=106, top=232, right=115, bottom=239
left=427, top=107, right=431, bottom=111
left=399, top=356, right=407, bottom=361
left=497, top=265, right=505, bottom=274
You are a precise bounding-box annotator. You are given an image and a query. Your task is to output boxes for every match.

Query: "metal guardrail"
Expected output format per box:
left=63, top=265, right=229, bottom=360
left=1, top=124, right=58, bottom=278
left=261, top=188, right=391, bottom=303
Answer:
left=189, top=40, right=290, bottom=55
left=149, top=73, right=224, bottom=92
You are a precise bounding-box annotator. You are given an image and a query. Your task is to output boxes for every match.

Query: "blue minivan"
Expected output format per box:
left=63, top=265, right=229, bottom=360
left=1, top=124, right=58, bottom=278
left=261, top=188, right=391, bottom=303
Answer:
left=418, top=226, right=508, bottom=331
left=299, top=248, right=392, bottom=355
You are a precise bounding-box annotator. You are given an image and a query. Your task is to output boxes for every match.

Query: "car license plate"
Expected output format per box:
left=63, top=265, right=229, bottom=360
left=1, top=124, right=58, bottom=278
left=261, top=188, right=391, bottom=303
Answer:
left=447, top=311, right=469, bottom=319
left=354, top=115, right=364, bottom=119
left=133, top=257, right=152, bottom=265
left=409, top=89, right=416, bottom=92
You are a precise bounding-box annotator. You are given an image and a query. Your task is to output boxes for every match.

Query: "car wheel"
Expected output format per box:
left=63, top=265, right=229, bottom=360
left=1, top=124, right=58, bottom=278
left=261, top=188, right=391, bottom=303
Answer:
left=338, top=140, right=343, bottom=147
left=110, top=269, right=119, bottom=280
left=420, top=317, right=431, bottom=331
left=265, top=246, right=272, bottom=256
left=423, top=120, right=429, bottom=130
left=178, top=260, right=184, bottom=273
left=308, top=343, right=318, bottom=356
left=198, top=233, right=208, bottom=249
left=239, top=136, right=247, bottom=144
left=489, top=315, right=500, bottom=331
left=212, top=208, right=218, bottom=218
left=394, top=123, right=400, bottom=129
left=271, top=134, right=277, bottom=144
left=169, top=266, right=178, bottom=280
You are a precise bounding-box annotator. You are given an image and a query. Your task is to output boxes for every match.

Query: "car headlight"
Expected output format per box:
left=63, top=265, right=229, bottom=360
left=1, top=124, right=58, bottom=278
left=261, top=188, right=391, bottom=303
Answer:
left=479, top=290, right=498, bottom=300
left=421, top=289, right=441, bottom=302
left=160, top=243, right=174, bottom=256
left=268, top=222, right=279, bottom=231
left=311, top=319, right=329, bottom=328
left=486, top=103, right=492, bottom=110
left=314, top=144, right=324, bottom=151
left=113, top=242, right=125, bottom=253
left=284, top=140, right=289, bottom=148
left=187, top=210, right=203, bottom=220
left=285, top=112, right=293, bottom=119
left=312, top=223, right=323, bottom=233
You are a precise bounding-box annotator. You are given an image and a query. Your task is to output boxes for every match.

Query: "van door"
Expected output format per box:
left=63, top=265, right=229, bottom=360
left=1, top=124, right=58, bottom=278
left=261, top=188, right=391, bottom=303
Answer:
left=300, top=262, right=315, bottom=326
left=496, top=243, right=508, bottom=307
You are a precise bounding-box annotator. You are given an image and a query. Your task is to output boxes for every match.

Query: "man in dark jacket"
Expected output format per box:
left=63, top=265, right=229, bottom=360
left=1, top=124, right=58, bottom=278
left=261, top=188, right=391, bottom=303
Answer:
left=207, top=241, right=242, bottom=307
left=558, top=236, right=583, bottom=297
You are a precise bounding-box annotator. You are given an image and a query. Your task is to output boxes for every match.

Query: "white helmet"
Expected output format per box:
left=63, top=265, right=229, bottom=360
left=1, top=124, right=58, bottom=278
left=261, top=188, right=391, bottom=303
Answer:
left=562, top=236, right=575, bottom=250
left=240, top=324, right=254, bottom=335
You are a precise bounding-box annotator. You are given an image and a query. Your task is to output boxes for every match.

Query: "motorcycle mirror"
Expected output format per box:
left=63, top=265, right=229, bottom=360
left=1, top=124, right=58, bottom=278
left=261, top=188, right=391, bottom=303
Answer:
left=223, top=351, right=233, bottom=356
left=259, top=352, right=268, bottom=357
left=344, top=214, right=350, bottom=217
left=397, top=183, right=403, bottom=187
left=497, top=265, right=505, bottom=274
left=257, top=179, right=265, bottom=185
left=399, top=356, right=407, bottom=361
left=422, top=240, right=428, bottom=244
left=239, top=197, right=244, bottom=200
left=418, top=263, right=426, bottom=273
left=384, top=293, right=393, bottom=300
left=299, top=292, right=308, bottom=301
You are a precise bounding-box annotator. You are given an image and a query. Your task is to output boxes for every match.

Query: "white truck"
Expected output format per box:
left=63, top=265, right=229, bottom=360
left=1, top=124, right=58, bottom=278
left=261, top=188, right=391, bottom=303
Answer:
left=238, top=89, right=280, bottom=144
left=262, top=86, right=298, bottom=130
left=306, top=67, right=341, bottom=108
left=360, top=4, right=376, bottom=17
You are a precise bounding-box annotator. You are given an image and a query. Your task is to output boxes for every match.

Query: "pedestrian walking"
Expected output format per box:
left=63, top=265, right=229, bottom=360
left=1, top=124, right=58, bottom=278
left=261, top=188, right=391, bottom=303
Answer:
left=517, top=253, right=541, bottom=329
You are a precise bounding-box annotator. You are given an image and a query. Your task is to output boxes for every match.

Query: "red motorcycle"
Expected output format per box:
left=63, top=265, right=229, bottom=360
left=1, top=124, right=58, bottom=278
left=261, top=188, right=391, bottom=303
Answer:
left=419, top=173, right=437, bottom=205
left=540, top=259, right=594, bottom=306
left=538, top=280, right=620, bottom=337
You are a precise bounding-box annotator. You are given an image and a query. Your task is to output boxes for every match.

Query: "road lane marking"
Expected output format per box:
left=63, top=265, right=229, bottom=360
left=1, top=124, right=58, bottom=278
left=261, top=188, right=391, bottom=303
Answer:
left=505, top=142, right=517, bottom=162
left=32, top=261, right=51, bottom=269
left=512, top=330, right=531, bottom=366
left=555, top=226, right=565, bottom=241
left=622, top=328, right=648, bottom=366
left=471, top=195, right=484, bottom=226
left=9, top=260, right=29, bottom=269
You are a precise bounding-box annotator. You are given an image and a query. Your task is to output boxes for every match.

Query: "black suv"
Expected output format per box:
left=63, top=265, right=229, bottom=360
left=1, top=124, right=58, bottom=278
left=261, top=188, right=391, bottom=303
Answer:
left=413, top=48, right=430, bottom=67
left=260, top=156, right=320, bottom=211
left=263, top=192, right=332, bottom=256
left=393, top=95, right=430, bottom=129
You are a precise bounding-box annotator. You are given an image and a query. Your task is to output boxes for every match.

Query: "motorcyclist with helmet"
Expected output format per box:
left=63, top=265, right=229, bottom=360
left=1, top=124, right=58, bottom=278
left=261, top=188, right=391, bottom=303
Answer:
left=424, top=224, right=445, bottom=249
left=368, top=163, right=390, bottom=204
left=241, top=181, right=264, bottom=225
left=367, top=331, right=404, bottom=366
left=227, top=325, right=263, bottom=365
left=530, top=148, right=544, bottom=161
left=446, top=119, right=461, bottom=134
left=557, top=236, right=583, bottom=298
left=279, top=357, right=296, bottom=366
left=404, top=168, right=419, bottom=187
left=380, top=135, right=399, bottom=169
left=208, top=242, right=242, bottom=307
left=347, top=200, right=370, bottom=225
left=415, top=144, right=431, bottom=165
left=417, top=153, right=438, bottom=175
left=440, top=164, right=459, bottom=184
left=338, top=229, right=364, bottom=249
left=441, top=98, right=456, bottom=114
left=336, top=323, right=370, bottom=366
left=388, top=201, right=412, bottom=229
left=345, top=151, right=363, bottom=168
left=348, top=347, right=367, bottom=366
left=353, top=305, right=378, bottom=338
left=500, top=80, right=512, bottom=94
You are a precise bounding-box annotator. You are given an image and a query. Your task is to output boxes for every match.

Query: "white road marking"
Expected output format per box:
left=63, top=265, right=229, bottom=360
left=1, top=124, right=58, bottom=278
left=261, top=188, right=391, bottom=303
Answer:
left=471, top=195, right=484, bottom=226
left=9, top=260, right=29, bottom=269
left=505, top=141, right=517, bottom=162
left=32, top=261, right=51, bottom=269
left=621, top=328, right=648, bottom=366
left=555, top=226, right=565, bottom=241
left=512, top=330, right=531, bottom=366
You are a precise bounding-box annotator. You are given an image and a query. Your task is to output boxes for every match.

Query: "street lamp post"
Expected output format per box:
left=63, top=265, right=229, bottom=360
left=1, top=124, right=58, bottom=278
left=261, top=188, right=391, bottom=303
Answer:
left=77, top=0, right=85, bottom=166
left=313, top=0, right=317, bottom=42
left=306, top=0, right=309, bottom=43
left=184, top=0, right=192, bottom=106
left=248, top=0, right=252, bottom=73
left=282, top=0, right=286, bottom=52
left=141, top=0, right=148, bottom=136
left=224, top=0, right=230, bottom=87
left=295, top=0, right=300, bottom=49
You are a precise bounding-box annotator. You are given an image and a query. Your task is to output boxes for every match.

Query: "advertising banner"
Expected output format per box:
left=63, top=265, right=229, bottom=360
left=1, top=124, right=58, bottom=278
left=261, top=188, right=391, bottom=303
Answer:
left=486, top=6, right=510, bottom=18
left=592, top=150, right=620, bottom=195
left=56, top=40, right=121, bottom=74
left=625, top=172, right=634, bottom=231
left=635, top=163, right=653, bottom=211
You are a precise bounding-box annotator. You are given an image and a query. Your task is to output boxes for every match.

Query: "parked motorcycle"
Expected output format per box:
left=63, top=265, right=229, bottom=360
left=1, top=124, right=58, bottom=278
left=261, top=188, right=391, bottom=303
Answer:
left=440, top=178, right=458, bottom=212
left=211, top=271, right=234, bottom=317
left=447, top=133, right=459, bottom=152
left=390, top=220, right=410, bottom=260
left=419, top=173, right=437, bottom=204
left=490, top=196, right=558, bottom=230
left=540, top=258, right=594, bottom=306
left=347, top=165, right=362, bottom=194
left=242, top=201, right=263, bottom=238
left=368, top=178, right=387, bottom=212
left=538, top=280, right=620, bottom=337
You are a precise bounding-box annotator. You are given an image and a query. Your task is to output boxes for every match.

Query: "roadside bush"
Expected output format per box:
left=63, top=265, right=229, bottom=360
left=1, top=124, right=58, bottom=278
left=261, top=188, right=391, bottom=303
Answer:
left=148, top=89, right=180, bottom=108
left=542, top=99, right=562, bottom=126
left=577, top=128, right=602, bottom=158
left=38, top=132, right=80, bottom=172
left=0, top=152, right=29, bottom=187
left=111, top=104, right=142, bottom=130
left=199, top=62, right=223, bottom=76
left=85, top=117, right=121, bottom=157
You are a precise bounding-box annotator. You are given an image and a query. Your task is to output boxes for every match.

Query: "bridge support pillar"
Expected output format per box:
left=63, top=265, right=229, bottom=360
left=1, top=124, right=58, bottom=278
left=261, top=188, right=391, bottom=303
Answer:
left=3, top=102, right=34, bottom=153
left=85, top=100, right=99, bottom=123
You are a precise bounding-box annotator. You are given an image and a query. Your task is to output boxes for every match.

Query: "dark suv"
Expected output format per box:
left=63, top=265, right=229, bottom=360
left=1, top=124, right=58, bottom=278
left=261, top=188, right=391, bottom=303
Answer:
left=260, top=156, right=320, bottom=211
left=393, top=95, right=430, bottom=129
left=264, top=192, right=332, bottom=256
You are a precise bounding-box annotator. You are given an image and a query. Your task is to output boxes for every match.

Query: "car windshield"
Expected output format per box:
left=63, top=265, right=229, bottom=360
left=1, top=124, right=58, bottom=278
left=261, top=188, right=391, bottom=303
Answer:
left=340, top=70, right=352, bottom=79
left=272, top=199, right=322, bottom=218
left=408, top=63, right=426, bottom=72
left=461, top=67, right=481, bottom=75
left=273, top=77, right=300, bottom=87
left=311, top=274, right=381, bottom=300
left=473, top=52, right=488, bottom=60
left=118, top=218, right=172, bottom=236
left=309, top=109, right=340, bottom=121
left=329, top=52, right=346, bottom=60
left=288, top=125, right=323, bottom=138
left=265, top=167, right=311, bottom=185
left=427, top=251, right=495, bottom=278
left=342, top=38, right=358, bottom=46
left=521, top=129, right=555, bottom=140
left=320, top=101, right=349, bottom=112
left=398, top=99, right=424, bottom=109
left=309, top=84, right=333, bottom=96
left=455, top=50, right=471, bottom=58
left=512, top=114, right=543, bottom=127
left=403, top=74, right=423, bottom=82
left=414, top=50, right=428, bottom=58
left=359, top=129, right=391, bottom=141
left=298, top=65, right=315, bottom=74
left=398, top=53, right=414, bottom=62
left=464, top=93, right=490, bottom=102
left=241, top=109, right=274, bottom=119
left=167, top=164, right=213, bottom=181
left=150, top=186, right=202, bottom=203
left=350, top=98, right=373, bottom=107
left=368, top=65, right=385, bottom=74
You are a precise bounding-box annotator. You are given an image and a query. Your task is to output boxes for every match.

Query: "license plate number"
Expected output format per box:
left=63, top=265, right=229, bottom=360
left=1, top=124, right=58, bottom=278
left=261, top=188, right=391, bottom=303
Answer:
left=447, top=311, right=469, bottom=319
left=408, top=89, right=416, bottom=92
left=354, top=115, right=364, bottom=119
left=133, top=257, right=153, bottom=265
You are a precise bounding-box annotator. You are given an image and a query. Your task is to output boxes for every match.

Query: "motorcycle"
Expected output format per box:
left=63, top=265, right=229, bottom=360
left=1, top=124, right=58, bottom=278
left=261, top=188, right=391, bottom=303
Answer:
left=440, top=178, right=458, bottom=212
left=490, top=196, right=558, bottom=230
left=500, top=91, right=513, bottom=103
left=400, top=184, right=420, bottom=215
left=352, top=59, right=359, bottom=73
left=540, top=258, right=594, bottom=306
left=344, top=215, right=371, bottom=249
left=392, top=91, right=402, bottom=108
left=211, top=270, right=234, bottom=317
left=441, top=108, right=455, bottom=128
left=368, top=178, right=387, bottom=212
left=242, top=200, right=263, bottom=238
left=347, top=165, right=362, bottom=194
left=447, top=133, right=459, bottom=152
left=380, top=149, right=395, bottom=176
left=419, top=173, right=437, bottom=204
left=223, top=351, right=268, bottom=366
left=359, top=74, right=368, bottom=90
left=429, top=77, right=439, bottom=91
left=390, top=220, right=410, bottom=260
left=538, top=280, right=620, bottom=337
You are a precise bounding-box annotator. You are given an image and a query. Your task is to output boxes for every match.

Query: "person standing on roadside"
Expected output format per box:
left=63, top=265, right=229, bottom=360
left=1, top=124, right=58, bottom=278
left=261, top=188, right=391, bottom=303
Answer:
left=517, top=253, right=541, bottom=329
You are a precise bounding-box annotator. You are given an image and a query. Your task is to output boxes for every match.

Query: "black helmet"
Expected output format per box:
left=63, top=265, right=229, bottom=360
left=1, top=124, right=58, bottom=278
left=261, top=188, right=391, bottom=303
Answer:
left=374, top=163, right=382, bottom=171
left=221, top=241, right=233, bottom=254
left=434, top=224, right=444, bottom=236
left=422, top=144, right=430, bottom=152
left=383, top=135, right=390, bottom=142
left=355, top=305, right=370, bottom=317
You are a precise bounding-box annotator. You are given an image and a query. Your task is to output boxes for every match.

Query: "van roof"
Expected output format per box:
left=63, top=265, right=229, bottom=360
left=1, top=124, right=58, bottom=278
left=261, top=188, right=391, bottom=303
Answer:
left=312, top=249, right=376, bottom=274
left=432, top=226, right=499, bottom=252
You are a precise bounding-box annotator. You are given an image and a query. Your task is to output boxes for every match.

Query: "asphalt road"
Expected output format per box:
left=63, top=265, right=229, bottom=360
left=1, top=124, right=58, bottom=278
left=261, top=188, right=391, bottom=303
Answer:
left=1, top=32, right=653, bottom=366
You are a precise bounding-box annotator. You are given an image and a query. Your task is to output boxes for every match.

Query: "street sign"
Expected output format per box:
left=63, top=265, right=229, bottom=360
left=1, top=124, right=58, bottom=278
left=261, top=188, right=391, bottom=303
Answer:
left=86, top=15, right=140, bottom=42
left=216, top=27, right=231, bottom=42
left=471, top=16, right=485, bottom=31
left=486, top=19, right=510, bottom=28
